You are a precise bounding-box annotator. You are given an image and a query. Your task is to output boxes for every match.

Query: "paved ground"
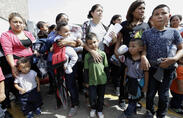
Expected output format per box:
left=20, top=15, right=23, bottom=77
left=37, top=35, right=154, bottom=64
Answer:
left=8, top=83, right=183, bottom=118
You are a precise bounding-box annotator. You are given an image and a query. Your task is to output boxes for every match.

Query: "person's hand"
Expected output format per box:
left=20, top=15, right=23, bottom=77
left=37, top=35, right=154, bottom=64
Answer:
left=90, top=50, right=102, bottom=63
left=57, top=40, right=67, bottom=48
left=37, top=87, right=40, bottom=92
left=20, top=89, right=26, bottom=94
left=33, top=50, right=40, bottom=57
left=141, top=56, right=151, bottom=71
left=159, top=57, right=177, bottom=68
left=109, top=31, right=117, bottom=44
left=0, top=93, right=6, bottom=102
left=12, top=66, right=19, bottom=78
left=76, top=39, right=84, bottom=47
left=142, top=85, right=148, bottom=93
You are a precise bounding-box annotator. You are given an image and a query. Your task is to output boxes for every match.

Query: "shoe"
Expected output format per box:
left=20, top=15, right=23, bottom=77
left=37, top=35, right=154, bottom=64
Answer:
left=26, top=111, right=33, bottom=118
left=116, top=87, right=120, bottom=96
left=119, top=100, right=126, bottom=109
left=34, top=107, right=41, bottom=115
left=4, top=111, right=13, bottom=118
left=65, top=66, right=73, bottom=74
left=136, top=102, right=142, bottom=109
left=98, top=112, right=104, bottom=118
left=169, top=107, right=183, bottom=115
left=145, top=110, right=153, bottom=118
left=90, top=109, right=96, bottom=117
left=68, top=106, right=79, bottom=117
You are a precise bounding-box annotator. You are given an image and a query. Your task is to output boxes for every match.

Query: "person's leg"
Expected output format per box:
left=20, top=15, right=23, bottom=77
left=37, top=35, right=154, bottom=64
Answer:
left=97, top=84, right=105, bottom=112
left=124, top=100, right=137, bottom=116
left=89, top=85, right=97, bottom=117
left=119, top=64, right=126, bottom=108
left=156, top=69, right=175, bottom=118
left=170, top=91, right=182, bottom=109
left=146, top=68, right=158, bottom=115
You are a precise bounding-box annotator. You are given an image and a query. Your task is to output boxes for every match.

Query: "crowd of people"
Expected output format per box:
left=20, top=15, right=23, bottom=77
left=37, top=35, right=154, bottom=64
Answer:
left=0, top=0, right=183, bottom=118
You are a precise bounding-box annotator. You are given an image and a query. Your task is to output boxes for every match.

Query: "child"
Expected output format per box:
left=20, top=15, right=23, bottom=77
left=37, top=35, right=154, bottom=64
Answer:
left=141, top=4, right=183, bottom=118
left=53, top=21, right=78, bottom=74
left=84, top=32, right=108, bottom=118
left=14, top=57, right=42, bottom=118
left=122, top=38, right=148, bottom=117
left=169, top=57, right=183, bottom=115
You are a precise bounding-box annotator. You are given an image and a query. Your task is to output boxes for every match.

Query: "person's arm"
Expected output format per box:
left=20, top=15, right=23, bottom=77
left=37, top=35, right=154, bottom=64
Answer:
left=123, top=67, right=128, bottom=86
left=141, top=45, right=151, bottom=70
left=57, top=39, right=77, bottom=48
left=177, top=79, right=183, bottom=94
left=6, top=54, right=18, bottom=77
left=0, top=80, right=5, bottom=102
left=35, top=76, right=40, bottom=92
left=142, top=71, right=149, bottom=92
left=160, top=43, right=183, bottom=68
left=114, top=32, right=123, bottom=59
left=14, top=83, right=26, bottom=94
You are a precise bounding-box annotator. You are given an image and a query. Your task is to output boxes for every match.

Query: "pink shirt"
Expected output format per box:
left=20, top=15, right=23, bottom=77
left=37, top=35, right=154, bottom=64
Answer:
left=0, top=30, right=35, bottom=57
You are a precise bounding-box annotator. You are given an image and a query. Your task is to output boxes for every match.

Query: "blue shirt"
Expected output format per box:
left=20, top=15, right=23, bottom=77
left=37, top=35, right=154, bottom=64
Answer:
left=142, top=27, right=183, bottom=67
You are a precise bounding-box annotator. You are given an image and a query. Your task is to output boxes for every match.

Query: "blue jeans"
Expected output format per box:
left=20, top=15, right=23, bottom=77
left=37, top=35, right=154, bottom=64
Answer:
left=124, top=100, right=136, bottom=116
left=146, top=67, right=176, bottom=118
left=170, top=91, right=183, bottom=109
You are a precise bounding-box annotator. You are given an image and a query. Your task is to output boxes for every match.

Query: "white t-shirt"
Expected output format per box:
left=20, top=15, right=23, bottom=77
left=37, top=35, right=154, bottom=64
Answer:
left=14, top=70, right=37, bottom=93
left=90, top=21, right=107, bottom=50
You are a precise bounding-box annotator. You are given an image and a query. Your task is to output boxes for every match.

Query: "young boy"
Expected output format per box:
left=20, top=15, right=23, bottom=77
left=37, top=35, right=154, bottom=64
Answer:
left=84, top=32, right=108, bottom=118
left=122, top=38, right=148, bottom=118
left=141, top=4, right=183, bottom=118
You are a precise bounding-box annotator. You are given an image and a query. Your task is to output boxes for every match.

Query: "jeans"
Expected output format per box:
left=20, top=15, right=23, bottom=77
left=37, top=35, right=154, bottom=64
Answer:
left=89, top=84, right=105, bottom=112
left=124, top=100, right=136, bottom=116
left=170, top=91, right=183, bottom=109
left=146, top=67, right=176, bottom=118
left=65, top=65, right=79, bottom=107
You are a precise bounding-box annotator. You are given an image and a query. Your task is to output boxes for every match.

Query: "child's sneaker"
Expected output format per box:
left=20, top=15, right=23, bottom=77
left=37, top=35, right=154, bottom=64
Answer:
left=98, top=112, right=104, bottom=118
left=26, top=111, right=33, bottom=118
left=68, top=106, right=79, bottom=117
left=119, top=100, right=126, bottom=109
left=35, top=107, right=41, bottom=115
left=90, top=109, right=96, bottom=117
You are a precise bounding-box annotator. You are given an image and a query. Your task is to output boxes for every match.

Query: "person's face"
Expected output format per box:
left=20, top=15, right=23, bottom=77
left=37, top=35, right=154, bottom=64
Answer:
left=86, top=38, right=99, bottom=50
left=152, top=7, right=170, bottom=28
left=58, top=15, right=69, bottom=24
left=113, top=17, right=122, bottom=24
left=132, top=4, right=145, bottom=20
left=128, top=41, right=142, bottom=56
left=18, top=62, right=31, bottom=74
left=91, top=6, right=103, bottom=20
left=58, top=25, right=70, bottom=38
left=41, top=23, right=49, bottom=32
left=10, top=16, right=24, bottom=33
left=171, top=16, right=181, bottom=28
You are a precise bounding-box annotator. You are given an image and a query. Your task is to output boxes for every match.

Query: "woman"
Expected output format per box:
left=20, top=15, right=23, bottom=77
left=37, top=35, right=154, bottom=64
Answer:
left=170, top=15, right=183, bottom=36
left=114, top=0, right=149, bottom=109
left=82, top=4, right=117, bottom=62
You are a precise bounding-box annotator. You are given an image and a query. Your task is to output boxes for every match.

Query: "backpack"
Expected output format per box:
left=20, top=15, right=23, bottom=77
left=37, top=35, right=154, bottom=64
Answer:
left=32, top=38, right=48, bottom=54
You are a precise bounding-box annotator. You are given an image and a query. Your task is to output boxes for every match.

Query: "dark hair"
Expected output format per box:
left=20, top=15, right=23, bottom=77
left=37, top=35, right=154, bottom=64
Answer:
left=152, top=4, right=170, bottom=15
left=86, top=32, right=98, bottom=42
left=87, top=4, right=103, bottom=19
left=109, top=14, right=122, bottom=26
left=16, top=57, right=31, bottom=68
left=48, top=24, right=56, bottom=33
left=8, top=12, right=25, bottom=23
left=170, top=15, right=182, bottom=23
left=36, top=21, right=46, bottom=29
left=126, top=0, right=145, bottom=28
left=37, top=30, right=48, bottom=39
left=56, top=21, right=68, bottom=32
left=55, top=13, right=68, bottom=24
left=130, top=38, right=144, bottom=47
left=147, top=16, right=153, bottom=28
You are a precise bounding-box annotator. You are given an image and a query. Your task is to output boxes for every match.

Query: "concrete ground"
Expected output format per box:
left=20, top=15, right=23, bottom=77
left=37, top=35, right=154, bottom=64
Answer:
left=8, top=83, right=182, bottom=118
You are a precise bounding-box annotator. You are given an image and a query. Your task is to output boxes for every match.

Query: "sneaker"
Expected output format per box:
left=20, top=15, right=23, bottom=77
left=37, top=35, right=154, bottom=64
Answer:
left=35, top=107, right=41, bottom=115
left=169, top=107, right=183, bottom=115
left=98, top=112, right=104, bottom=118
left=145, top=110, right=153, bottom=118
left=136, top=102, right=142, bottom=109
left=26, top=112, right=33, bottom=118
left=119, top=100, right=126, bottom=109
left=68, top=106, right=79, bottom=117
left=90, top=109, right=96, bottom=117
left=116, top=87, right=120, bottom=96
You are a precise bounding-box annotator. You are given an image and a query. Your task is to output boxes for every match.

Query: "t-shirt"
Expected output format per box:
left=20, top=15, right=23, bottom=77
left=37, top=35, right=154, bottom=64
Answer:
left=120, top=21, right=149, bottom=46
left=142, top=28, right=183, bottom=68
left=84, top=49, right=108, bottom=85
left=14, top=70, right=37, bottom=93
left=124, top=57, right=144, bottom=79
left=170, top=66, right=183, bottom=94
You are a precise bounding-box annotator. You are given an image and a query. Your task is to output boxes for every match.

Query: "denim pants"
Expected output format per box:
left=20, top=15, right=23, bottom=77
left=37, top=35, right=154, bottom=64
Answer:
left=89, top=84, right=105, bottom=112
left=124, top=100, right=137, bottom=116
left=146, top=67, right=176, bottom=118
left=65, top=65, right=79, bottom=107
left=170, top=91, right=183, bottom=109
